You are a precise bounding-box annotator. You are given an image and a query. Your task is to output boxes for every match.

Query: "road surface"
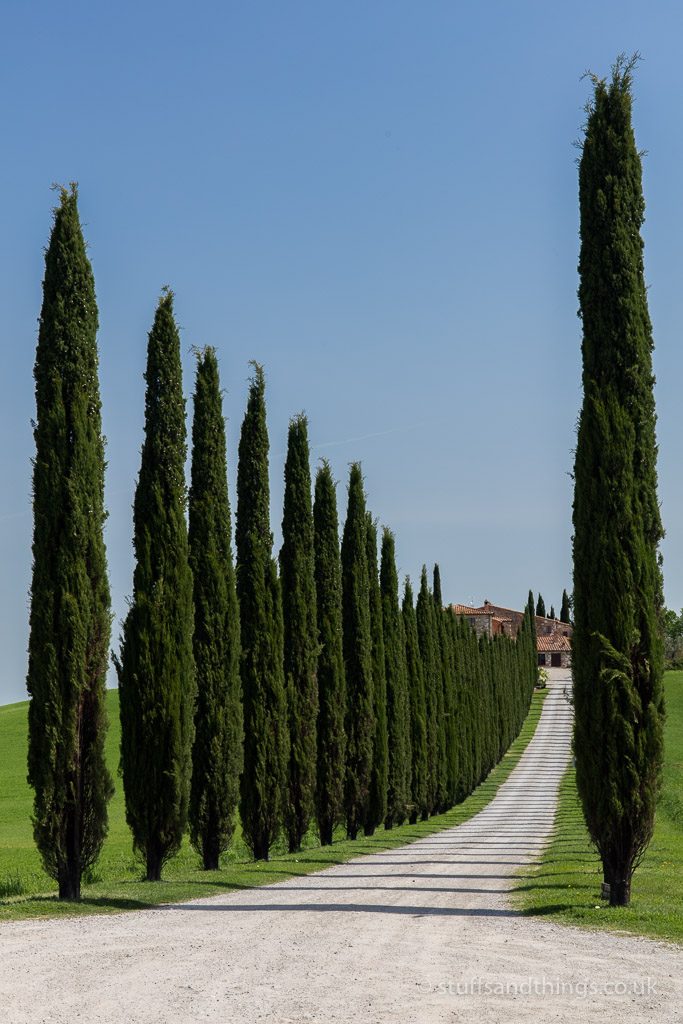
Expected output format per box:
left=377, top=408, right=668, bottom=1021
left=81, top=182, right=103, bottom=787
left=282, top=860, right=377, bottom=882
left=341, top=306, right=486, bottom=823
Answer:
left=2, top=668, right=680, bottom=1022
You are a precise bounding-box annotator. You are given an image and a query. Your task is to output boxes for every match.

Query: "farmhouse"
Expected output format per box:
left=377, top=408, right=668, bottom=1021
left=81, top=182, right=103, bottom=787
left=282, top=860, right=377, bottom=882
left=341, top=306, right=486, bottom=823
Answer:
left=451, top=600, right=572, bottom=668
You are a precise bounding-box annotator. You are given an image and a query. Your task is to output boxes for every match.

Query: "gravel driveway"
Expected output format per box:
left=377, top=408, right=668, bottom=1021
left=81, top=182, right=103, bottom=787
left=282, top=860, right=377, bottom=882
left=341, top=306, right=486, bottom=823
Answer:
left=2, top=668, right=681, bottom=1023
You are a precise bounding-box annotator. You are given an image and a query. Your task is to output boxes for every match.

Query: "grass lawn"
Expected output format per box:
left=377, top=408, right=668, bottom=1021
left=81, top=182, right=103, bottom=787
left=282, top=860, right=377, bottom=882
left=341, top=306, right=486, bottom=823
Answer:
left=513, top=671, right=683, bottom=944
left=0, top=687, right=547, bottom=921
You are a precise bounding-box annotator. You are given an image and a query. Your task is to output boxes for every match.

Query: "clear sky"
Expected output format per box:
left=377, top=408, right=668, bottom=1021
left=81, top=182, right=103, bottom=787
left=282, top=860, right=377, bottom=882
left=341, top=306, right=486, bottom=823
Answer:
left=2, top=1, right=683, bottom=703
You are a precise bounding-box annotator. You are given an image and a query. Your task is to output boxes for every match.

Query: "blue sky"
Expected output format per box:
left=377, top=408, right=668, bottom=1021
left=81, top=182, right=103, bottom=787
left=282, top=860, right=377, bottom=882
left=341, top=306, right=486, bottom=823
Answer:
left=2, top=1, right=683, bottom=702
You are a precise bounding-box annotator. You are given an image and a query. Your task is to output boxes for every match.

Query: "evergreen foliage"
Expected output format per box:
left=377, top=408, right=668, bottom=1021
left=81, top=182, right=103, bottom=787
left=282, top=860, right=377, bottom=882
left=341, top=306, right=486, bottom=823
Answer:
left=313, top=461, right=346, bottom=845
left=527, top=590, right=537, bottom=650
left=549, top=605, right=555, bottom=621
left=27, top=185, right=113, bottom=901
left=115, top=290, right=195, bottom=882
left=403, top=578, right=428, bottom=824
left=378, top=532, right=411, bottom=827
left=560, top=589, right=572, bottom=624
left=188, top=348, right=242, bottom=870
left=380, top=529, right=411, bottom=829
left=573, top=56, right=664, bottom=906
left=280, top=415, right=319, bottom=852
left=416, top=567, right=447, bottom=815
left=363, top=515, right=388, bottom=836
left=236, top=364, right=289, bottom=860
left=341, top=464, right=374, bottom=840
left=434, top=565, right=458, bottom=808
left=447, top=595, right=536, bottom=802
left=536, top=594, right=546, bottom=618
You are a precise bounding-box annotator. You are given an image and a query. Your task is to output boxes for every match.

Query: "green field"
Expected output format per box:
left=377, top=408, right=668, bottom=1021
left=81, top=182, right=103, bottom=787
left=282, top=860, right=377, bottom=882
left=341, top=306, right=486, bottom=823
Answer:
left=514, top=671, right=683, bottom=944
left=0, top=687, right=547, bottom=921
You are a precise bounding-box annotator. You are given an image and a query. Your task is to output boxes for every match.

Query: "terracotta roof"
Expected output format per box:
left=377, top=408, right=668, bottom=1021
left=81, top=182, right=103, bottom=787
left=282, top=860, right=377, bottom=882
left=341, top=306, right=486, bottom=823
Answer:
left=537, top=634, right=572, bottom=652
left=479, top=602, right=519, bottom=614
left=452, top=604, right=492, bottom=616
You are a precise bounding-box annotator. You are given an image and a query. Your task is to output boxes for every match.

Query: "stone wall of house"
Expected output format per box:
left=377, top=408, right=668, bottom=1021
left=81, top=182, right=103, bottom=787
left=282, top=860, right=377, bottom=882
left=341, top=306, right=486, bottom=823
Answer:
left=537, top=651, right=571, bottom=668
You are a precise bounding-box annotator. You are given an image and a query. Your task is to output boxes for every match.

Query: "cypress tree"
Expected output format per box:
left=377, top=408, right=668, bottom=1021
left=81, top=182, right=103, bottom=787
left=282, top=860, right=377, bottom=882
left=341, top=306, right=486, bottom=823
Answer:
left=416, top=566, right=446, bottom=815
left=381, top=530, right=411, bottom=828
left=341, top=463, right=374, bottom=840
left=549, top=605, right=556, bottom=621
left=527, top=589, right=537, bottom=655
left=313, top=461, right=346, bottom=845
left=403, top=578, right=428, bottom=824
left=478, top=633, right=494, bottom=778
left=536, top=594, right=546, bottom=618
left=560, top=589, right=571, bottom=624
left=522, top=603, right=537, bottom=703
left=236, top=364, right=289, bottom=860
left=27, top=185, right=113, bottom=901
left=188, top=348, right=242, bottom=870
left=434, top=565, right=458, bottom=808
left=467, top=622, right=483, bottom=784
left=455, top=613, right=476, bottom=797
left=280, top=414, right=318, bottom=852
left=116, top=290, right=195, bottom=881
left=363, top=515, right=388, bottom=836
left=573, top=56, right=664, bottom=906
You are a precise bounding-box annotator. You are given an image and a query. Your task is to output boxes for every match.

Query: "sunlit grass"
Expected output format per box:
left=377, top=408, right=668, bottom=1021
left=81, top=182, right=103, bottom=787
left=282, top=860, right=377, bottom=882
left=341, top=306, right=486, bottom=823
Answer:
left=513, top=672, right=683, bottom=944
left=0, top=688, right=546, bottom=921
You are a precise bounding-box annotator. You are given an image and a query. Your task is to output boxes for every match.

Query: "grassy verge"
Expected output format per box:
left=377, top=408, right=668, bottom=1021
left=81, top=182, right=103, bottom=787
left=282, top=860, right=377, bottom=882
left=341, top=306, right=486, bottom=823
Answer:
left=513, top=671, right=683, bottom=944
left=0, top=687, right=547, bottom=922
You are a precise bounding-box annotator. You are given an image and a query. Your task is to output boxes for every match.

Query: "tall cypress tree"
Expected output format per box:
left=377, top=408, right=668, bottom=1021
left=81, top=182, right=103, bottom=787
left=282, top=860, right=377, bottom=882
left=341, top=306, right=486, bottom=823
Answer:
left=313, top=461, right=346, bottom=846
left=116, top=290, right=195, bottom=881
left=521, top=603, right=537, bottom=704
left=381, top=529, right=411, bottom=828
left=549, top=605, right=556, bottom=621
left=341, top=464, right=374, bottom=840
left=535, top=594, right=546, bottom=618
left=403, top=578, right=428, bottom=824
left=363, top=514, right=388, bottom=836
left=236, top=364, right=289, bottom=860
left=434, top=564, right=457, bottom=809
left=453, top=612, right=475, bottom=797
left=573, top=56, right=664, bottom=906
left=449, top=610, right=470, bottom=801
left=280, top=414, right=318, bottom=852
left=560, top=589, right=571, bottom=624
left=27, top=185, right=113, bottom=901
left=527, top=589, right=537, bottom=653
left=416, top=566, right=446, bottom=815
left=188, top=348, right=242, bottom=870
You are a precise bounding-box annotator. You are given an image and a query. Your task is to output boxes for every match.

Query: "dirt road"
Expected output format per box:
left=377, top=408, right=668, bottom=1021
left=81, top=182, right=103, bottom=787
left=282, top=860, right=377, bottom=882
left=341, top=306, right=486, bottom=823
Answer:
left=2, top=669, right=680, bottom=1022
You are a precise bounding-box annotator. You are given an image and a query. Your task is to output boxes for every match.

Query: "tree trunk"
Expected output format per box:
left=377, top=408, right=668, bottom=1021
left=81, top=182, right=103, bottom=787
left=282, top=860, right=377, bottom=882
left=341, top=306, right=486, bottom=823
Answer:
left=319, top=821, right=333, bottom=846
left=287, top=829, right=302, bottom=854
left=609, top=877, right=631, bottom=907
left=363, top=824, right=376, bottom=837
left=58, top=804, right=81, bottom=900
left=203, top=835, right=220, bottom=871
left=252, top=834, right=270, bottom=861
left=146, top=849, right=163, bottom=881
left=58, top=862, right=81, bottom=901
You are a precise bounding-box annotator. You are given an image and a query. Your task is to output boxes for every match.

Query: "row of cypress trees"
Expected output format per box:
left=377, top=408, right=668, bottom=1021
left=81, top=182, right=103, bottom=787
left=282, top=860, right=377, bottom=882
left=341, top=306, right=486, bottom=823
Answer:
left=233, top=374, right=536, bottom=859
left=535, top=589, right=572, bottom=624
left=27, top=188, right=537, bottom=897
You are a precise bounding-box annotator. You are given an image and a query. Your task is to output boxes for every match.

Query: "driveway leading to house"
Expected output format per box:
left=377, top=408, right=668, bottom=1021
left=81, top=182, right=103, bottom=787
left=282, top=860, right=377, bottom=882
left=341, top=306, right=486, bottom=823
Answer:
left=2, top=668, right=681, bottom=1023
